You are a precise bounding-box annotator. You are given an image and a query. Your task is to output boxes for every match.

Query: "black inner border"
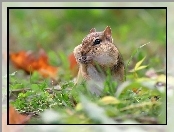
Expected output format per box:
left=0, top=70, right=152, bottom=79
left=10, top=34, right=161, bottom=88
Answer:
left=7, top=6, right=167, bottom=125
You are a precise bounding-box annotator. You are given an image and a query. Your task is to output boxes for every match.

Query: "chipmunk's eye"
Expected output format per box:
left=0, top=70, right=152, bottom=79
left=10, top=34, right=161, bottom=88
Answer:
left=93, top=39, right=101, bottom=45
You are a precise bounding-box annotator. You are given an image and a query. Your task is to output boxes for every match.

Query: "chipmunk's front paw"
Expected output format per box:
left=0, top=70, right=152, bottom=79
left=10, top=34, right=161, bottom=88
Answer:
left=78, top=56, right=92, bottom=64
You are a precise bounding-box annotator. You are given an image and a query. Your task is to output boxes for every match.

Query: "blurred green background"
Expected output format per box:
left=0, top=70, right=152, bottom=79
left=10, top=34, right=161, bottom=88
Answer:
left=9, top=9, right=166, bottom=74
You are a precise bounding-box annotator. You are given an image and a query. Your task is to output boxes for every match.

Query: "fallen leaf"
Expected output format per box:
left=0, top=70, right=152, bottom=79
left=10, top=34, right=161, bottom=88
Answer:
left=2, top=105, right=31, bottom=132
left=156, top=74, right=166, bottom=83
left=75, top=103, right=83, bottom=111
left=8, top=105, right=31, bottom=124
left=99, top=96, right=120, bottom=105
left=10, top=49, right=58, bottom=79
left=68, top=53, right=78, bottom=77
left=132, top=88, right=141, bottom=94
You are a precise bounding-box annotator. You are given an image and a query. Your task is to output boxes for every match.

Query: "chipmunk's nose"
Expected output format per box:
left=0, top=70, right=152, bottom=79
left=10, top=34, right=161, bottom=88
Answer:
left=81, top=56, right=87, bottom=60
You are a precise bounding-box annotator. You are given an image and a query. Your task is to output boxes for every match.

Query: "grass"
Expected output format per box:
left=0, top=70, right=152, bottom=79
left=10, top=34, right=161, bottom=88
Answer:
left=8, top=9, right=166, bottom=124
left=9, top=49, right=166, bottom=124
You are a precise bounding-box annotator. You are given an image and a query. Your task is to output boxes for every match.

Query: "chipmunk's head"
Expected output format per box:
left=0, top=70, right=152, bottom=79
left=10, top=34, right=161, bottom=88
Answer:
left=82, top=26, right=113, bottom=46
left=90, top=26, right=113, bottom=44
left=81, top=26, right=114, bottom=55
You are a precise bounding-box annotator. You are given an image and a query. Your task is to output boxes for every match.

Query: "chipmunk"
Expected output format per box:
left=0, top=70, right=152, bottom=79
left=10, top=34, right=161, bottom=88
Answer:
left=73, top=26, right=125, bottom=94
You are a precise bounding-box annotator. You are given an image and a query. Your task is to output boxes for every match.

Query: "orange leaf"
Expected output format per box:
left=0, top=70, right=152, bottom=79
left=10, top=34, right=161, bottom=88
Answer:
left=2, top=105, right=31, bottom=132
left=38, top=65, right=58, bottom=79
left=8, top=105, right=31, bottom=124
left=68, top=53, right=78, bottom=77
left=10, top=49, right=58, bottom=79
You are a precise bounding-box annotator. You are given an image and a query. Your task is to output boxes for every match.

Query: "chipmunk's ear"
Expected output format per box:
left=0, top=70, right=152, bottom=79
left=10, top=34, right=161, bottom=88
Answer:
left=89, top=28, right=96, bottom=33
left=104, top=26, right=112, bottom=37
left=104, top=26, right=113, bottom=42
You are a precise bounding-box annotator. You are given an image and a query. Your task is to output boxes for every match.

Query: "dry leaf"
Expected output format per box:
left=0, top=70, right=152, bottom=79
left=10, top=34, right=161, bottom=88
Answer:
left=75, top=103, right=83, bottom=111
left=2, top=105, right=31, bottom=132
left=99, top=96, right=120, bottom=105
left=68, top=53, right=78, bottom=77
left=10, top=49, right=58, bottom=79
left=8, top=105, right=31, bottom=124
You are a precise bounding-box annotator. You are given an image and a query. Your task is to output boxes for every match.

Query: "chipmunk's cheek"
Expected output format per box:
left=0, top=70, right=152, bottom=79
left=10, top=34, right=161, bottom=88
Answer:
left=93, top=54, right=115, bottom=66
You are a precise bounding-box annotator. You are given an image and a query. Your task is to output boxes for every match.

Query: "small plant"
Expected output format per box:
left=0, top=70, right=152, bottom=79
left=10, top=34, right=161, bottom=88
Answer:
left=129, top=56, right=148, bottom=78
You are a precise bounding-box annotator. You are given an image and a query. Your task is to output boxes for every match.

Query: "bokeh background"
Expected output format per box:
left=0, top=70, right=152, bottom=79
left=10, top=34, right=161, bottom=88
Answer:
left=9, top=8, right=166, bottom=74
